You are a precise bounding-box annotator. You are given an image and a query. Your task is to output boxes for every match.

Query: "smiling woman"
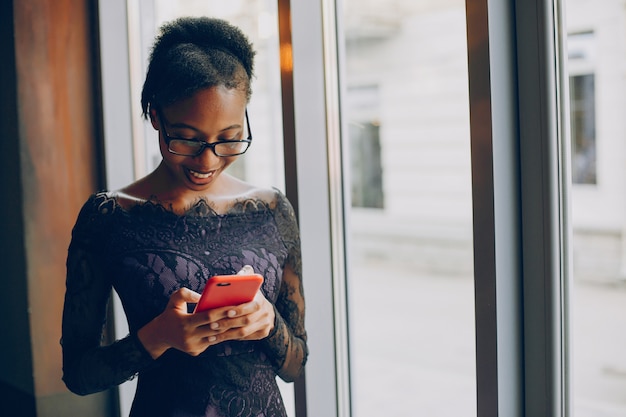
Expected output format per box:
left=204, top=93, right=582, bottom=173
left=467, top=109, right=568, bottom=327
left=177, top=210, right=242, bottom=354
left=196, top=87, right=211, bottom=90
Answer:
left=128, top=84, right=252, bottom=209
left=61, top=16, right=307, bottom=417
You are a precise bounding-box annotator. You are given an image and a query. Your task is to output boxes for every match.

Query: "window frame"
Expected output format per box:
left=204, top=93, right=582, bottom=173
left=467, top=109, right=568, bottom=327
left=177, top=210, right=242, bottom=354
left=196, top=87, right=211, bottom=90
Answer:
left=283, top=0, right=352, bottom=416
left=516, top=0, right=573, bottom=415
left=465, top=0, right=572, bottom=416
left=291, top=0, right=572, bottom=415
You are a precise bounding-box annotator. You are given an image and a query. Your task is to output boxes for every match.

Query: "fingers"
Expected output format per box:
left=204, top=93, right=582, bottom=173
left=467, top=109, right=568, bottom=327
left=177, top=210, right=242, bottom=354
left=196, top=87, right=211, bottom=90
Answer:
left=205, top=322, right=270, bottom=344
left=167, top=288, right=274, bottom=349
left=201, top=291, right=264, bottom=322
left=204, top=297, right=275, bottom=343
left=205, top=296, right=262, bottom=327
left=148, top=287, right=273, bottom=357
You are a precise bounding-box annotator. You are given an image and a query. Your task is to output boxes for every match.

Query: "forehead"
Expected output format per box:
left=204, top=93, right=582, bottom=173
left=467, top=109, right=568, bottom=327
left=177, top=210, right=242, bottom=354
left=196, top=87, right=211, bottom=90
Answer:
left=162, top=86, right=247, bottom=124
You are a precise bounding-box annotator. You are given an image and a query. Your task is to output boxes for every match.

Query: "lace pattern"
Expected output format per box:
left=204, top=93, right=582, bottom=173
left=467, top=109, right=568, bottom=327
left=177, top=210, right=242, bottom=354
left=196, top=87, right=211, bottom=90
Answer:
left=61, top=189, right=307, bottom=416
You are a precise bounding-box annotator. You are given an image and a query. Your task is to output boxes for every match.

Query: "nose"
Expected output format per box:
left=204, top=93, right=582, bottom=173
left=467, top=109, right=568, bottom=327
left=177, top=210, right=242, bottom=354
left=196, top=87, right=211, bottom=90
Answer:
left=194, top=145, right=222, bottom=166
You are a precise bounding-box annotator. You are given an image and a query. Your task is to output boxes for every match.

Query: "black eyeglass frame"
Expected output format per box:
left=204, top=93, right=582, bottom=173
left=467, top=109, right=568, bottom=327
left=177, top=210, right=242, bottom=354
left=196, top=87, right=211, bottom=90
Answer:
left=156, top=108, right=253, bottom=157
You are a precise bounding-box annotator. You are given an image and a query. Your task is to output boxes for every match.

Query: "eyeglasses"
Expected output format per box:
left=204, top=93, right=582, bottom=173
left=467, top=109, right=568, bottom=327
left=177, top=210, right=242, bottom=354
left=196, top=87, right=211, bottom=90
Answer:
left=157, top=109, right=252, bottom=157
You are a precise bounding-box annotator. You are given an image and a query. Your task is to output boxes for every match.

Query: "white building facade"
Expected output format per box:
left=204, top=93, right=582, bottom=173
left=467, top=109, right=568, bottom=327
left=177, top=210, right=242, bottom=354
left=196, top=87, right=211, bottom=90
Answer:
left=345, top=0, right=626, bottom=282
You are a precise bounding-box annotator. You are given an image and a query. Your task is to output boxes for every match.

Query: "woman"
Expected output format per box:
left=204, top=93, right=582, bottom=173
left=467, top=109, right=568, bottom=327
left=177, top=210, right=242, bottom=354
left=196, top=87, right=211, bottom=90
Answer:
left=61, top=16, right=307, bottom=417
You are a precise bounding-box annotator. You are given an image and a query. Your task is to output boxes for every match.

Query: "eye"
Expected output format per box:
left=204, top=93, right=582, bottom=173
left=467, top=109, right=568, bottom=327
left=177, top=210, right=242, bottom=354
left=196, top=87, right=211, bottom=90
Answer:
left=219, top=128, right=245, bottom=142
left=171, top=136, right=201, bottom=143
left=221, top=141, right=241, bottom=149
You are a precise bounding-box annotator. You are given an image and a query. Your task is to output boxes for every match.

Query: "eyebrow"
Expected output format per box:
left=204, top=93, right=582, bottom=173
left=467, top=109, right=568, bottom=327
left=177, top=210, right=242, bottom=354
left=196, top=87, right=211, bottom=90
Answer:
left=167, top=121, right=243, bottom=133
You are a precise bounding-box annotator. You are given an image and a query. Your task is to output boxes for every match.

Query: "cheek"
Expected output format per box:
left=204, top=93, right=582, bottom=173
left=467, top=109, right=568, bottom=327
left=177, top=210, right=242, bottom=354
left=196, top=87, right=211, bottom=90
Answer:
left=221, top=156, right=239, bottom=169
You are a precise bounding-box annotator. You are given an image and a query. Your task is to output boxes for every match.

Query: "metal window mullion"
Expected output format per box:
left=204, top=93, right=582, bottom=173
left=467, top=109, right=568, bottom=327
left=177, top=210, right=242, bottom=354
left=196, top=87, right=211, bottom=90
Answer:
left=284, top=0, right=351, bottom=416
left=515, top=0, right=571, bottom=416
left=320, top=0, right=353, bottom=416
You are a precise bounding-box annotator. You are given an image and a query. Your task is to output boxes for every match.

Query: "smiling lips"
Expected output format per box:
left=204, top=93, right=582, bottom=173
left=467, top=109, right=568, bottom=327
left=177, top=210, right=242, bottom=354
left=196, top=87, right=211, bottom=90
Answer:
left=188, top=168, right=214, bottom=180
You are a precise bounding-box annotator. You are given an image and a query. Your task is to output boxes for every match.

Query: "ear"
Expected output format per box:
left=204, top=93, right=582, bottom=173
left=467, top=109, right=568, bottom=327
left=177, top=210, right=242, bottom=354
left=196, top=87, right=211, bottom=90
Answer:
left=149, top=107, right=159, bottom=131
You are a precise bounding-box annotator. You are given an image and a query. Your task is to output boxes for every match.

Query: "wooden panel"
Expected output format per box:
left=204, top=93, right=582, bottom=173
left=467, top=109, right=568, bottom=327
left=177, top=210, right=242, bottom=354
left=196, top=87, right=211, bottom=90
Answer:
left=13, top=0, right=102, bottom=398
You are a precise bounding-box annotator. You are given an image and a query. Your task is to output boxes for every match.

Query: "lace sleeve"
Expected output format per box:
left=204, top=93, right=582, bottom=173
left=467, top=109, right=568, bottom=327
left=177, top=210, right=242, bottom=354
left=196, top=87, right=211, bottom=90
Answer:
left=61, top=195, right=153, bottom=395
left=261, top=191, right=308, bottom=382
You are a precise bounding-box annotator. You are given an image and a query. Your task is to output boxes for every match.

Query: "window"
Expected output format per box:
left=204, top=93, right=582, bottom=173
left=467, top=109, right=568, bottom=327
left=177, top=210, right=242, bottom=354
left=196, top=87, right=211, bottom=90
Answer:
left=96, top=0, right=626, bottom=416
left=347, top=85, right=384, bottom=209
left=569, top=73, right=596, bottom=184
left=568, top=31, right=597, bottom=185
left=343, top=2, right=476, bottom=415
left=349, top=120, right=383, bottom=208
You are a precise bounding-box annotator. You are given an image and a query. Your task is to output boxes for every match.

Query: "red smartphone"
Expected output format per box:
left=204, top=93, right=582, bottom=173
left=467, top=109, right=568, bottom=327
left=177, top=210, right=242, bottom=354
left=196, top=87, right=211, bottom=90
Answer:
left=194, top=273, right=264, bottom=313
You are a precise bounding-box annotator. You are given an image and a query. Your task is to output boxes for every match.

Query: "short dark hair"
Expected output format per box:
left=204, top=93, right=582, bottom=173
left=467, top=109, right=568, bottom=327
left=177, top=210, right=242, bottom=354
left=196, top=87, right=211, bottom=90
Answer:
left=140, top=16, right=256, bottom=118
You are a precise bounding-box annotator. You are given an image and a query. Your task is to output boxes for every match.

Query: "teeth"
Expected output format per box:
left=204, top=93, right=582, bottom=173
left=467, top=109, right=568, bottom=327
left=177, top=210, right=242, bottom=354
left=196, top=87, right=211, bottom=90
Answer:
left=189, top=169, right=212, bottom=179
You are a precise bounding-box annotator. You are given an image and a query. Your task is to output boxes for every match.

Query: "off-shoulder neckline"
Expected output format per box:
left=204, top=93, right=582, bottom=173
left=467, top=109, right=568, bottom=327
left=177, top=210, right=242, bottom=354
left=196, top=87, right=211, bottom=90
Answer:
left=93, top=189, right=280, bottom=218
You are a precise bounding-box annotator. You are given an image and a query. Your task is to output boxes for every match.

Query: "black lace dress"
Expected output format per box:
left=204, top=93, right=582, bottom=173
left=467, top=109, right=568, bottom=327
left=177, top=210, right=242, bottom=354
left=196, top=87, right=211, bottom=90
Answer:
left=61, top=190, right=307, bottom=417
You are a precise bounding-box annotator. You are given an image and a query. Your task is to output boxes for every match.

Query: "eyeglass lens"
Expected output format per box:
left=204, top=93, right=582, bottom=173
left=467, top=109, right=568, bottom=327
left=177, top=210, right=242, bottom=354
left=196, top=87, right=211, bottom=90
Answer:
left=168, top=140, right=249, bottom=156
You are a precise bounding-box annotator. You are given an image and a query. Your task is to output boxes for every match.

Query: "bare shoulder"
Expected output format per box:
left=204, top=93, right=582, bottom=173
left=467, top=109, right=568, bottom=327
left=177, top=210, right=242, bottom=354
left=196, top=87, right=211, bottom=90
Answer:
left=108, top=179, right=152, bottom=209
left=225, top=175, right=282, bottom=206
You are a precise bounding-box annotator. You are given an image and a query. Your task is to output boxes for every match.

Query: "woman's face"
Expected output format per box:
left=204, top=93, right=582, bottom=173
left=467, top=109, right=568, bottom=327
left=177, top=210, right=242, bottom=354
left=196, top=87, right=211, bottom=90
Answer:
left=151, top=86, right=248, bottom=194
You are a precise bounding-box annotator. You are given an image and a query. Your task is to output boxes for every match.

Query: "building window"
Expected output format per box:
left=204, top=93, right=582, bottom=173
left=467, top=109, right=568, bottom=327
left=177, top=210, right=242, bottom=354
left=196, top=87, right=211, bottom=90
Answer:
left=569, top=73, right=596, bottom=184
left=347, top=85, right=384, bottom=208
left=568, top=31, right=597, bottom=185
left=349, top=120, right=384, bottom=208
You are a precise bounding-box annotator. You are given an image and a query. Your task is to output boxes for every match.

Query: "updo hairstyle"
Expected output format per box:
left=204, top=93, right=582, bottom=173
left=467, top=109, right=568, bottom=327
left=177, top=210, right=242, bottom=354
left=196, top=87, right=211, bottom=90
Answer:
left=140, top=16, right=256, bottom=118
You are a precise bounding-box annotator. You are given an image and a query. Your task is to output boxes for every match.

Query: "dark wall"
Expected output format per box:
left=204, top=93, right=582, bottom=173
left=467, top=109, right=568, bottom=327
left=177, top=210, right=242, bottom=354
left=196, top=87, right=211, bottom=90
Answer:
left=0, top=0, right=115, bottom=415
left=0, top=0, right=35, bottom=413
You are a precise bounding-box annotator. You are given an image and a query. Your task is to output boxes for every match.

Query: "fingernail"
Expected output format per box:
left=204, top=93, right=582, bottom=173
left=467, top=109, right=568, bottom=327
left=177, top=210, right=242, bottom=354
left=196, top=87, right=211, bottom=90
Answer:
left=208, top=336, right=217, bottom=342
left=228, top=310, right=237, bottom=317
left=210, top=322, right=219, bottom=330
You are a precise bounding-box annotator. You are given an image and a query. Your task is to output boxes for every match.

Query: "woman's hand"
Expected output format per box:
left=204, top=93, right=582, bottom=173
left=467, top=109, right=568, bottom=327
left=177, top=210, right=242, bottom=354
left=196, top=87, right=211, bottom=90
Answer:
left=204, top=291, right=276, bottom=344
left=136, top=287, right=275, bottom=359
left=137, top=288, right=217, bottom=358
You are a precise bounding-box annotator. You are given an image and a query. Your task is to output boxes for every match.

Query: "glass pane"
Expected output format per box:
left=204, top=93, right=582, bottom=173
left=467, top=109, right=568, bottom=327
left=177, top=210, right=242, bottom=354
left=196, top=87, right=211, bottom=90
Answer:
left=565, top=1, right=626, bottom=416
left=342, top=2, right=476, bottom=416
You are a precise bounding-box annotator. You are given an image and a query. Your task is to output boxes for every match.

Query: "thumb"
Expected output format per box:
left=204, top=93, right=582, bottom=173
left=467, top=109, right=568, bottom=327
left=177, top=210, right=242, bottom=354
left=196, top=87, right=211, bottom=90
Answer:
left=168, top=287, right=201, bottom=309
